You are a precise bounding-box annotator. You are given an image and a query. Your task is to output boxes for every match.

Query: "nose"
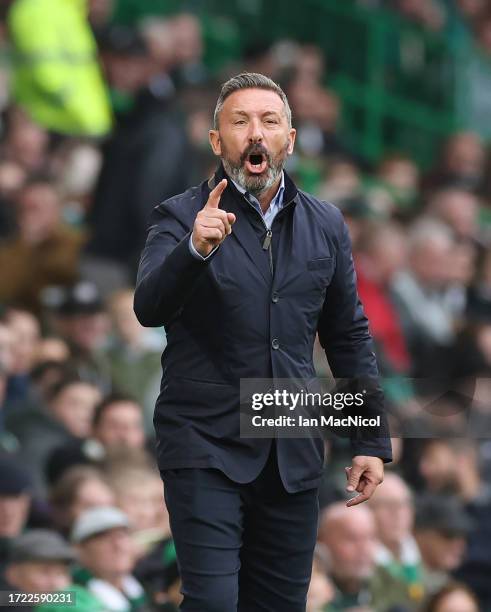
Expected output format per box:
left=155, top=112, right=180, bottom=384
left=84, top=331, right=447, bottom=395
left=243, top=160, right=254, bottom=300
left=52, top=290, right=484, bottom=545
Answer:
left=248, top=117, right=263, bottom=144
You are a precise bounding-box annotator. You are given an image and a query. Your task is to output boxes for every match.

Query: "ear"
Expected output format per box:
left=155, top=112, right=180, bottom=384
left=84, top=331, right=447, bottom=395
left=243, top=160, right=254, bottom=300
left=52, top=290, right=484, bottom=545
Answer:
left=209, top=130, right=221, bottom=157
left=287, top=128, right=296, bottom=155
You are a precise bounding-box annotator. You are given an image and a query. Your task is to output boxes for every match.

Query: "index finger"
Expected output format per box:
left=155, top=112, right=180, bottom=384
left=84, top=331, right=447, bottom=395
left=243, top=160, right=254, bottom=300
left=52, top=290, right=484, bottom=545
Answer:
left=206, top=179, right=227, bottom=209
left=346, top=481, right=377, bottom=507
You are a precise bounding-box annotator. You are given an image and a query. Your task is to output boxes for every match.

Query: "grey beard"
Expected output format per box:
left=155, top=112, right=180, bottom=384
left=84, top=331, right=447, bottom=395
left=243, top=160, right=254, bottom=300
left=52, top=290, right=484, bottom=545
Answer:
left=221, top=147, right=287, bottom=196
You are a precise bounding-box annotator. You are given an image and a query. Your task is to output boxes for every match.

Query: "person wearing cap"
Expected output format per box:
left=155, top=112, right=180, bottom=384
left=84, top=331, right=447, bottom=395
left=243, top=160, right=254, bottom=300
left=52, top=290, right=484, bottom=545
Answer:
left=134, top=72, right=391, bottom=610
left=0, top=454, right=32, bottom=570
left=51, top=281, right=112, bottom=393
left=4, top=529, right=75, bottom=593
left=71, top=506, right=150, bottom=612
left=2, top=529, right=105, bottom=612
left=414, top=494, right=473, bottom=595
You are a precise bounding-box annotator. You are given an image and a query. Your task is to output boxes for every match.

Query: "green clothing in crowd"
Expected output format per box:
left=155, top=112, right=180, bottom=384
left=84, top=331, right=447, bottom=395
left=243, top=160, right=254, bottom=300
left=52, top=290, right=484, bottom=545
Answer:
left=72, top=565, right=150, bottom=612
left=325, top=565, right=423, bottom=611
left=35, top=584, right=105, bottom=612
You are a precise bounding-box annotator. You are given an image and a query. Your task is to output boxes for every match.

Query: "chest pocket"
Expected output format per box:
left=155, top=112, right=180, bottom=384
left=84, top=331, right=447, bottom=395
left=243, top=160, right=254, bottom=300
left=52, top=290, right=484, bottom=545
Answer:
left=307, top=257, right=334, bottom=272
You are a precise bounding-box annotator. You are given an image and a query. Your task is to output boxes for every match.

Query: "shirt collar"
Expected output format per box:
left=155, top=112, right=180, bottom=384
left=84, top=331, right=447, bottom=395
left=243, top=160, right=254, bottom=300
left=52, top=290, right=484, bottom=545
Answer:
left=230, top=171, right=285, bottom=211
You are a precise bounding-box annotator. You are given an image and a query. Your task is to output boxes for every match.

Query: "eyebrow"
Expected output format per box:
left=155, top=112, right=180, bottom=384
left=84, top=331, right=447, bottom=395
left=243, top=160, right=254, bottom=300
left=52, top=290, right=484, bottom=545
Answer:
left=230, top=109, right=282, bottom=118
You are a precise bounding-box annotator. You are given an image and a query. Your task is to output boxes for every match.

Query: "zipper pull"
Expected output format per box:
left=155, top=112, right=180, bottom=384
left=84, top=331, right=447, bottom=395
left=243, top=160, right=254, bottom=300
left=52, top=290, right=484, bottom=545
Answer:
left=262, top=229, right=272, bottom=250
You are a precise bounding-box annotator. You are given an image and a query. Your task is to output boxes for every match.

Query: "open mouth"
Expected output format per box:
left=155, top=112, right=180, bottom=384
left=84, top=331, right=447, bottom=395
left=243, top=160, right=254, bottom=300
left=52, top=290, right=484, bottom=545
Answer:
left=245, top=152, right=267, bottom=174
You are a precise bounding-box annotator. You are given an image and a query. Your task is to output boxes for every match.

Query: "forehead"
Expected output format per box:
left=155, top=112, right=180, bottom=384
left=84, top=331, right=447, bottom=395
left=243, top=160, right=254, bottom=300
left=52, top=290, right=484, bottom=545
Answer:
left=222, top=88, right=286, bottom=116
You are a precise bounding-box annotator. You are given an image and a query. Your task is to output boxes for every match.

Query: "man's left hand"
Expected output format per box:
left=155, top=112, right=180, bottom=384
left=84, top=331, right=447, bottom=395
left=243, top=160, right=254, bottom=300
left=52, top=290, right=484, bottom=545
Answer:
left=344, top=456, right=384, bottom=507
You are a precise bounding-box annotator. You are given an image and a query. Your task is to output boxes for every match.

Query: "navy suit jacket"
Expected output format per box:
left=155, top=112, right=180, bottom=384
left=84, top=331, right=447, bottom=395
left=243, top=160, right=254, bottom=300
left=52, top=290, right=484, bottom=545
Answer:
left=134, top=166, right=392, bottom=493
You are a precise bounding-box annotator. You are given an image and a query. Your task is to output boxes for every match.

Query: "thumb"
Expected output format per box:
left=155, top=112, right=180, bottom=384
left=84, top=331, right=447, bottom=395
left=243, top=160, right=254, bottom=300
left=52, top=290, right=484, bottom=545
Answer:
left=227, top=212, right=236, bottom=225
left=346, top=464, right=363, bottom=492
left=207, top=178, right=227, bottom=209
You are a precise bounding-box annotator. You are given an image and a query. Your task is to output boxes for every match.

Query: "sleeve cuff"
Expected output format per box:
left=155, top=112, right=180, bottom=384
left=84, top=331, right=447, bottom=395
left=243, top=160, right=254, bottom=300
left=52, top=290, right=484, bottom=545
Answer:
left=189, top=234, right=219, bottom=261
left=350, top=441, right=393, bottom=464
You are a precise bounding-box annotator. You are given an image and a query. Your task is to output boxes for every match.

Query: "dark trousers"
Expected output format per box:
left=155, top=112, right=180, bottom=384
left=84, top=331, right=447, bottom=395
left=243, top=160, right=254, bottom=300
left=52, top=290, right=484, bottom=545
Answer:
left=161, top=440, right=320, bottom=611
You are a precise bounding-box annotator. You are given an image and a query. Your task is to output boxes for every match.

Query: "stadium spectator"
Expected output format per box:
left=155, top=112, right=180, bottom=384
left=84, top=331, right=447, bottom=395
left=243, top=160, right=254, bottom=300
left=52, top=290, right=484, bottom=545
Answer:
left=422, top=581, right=480, bottom=612
left=46, top=394, right=147, bottom=484
left=369, top=473, right=424, bottom=600
left=366, top=154, right=421, bottom=218
left=456, top=0, right=486, bottom=23
left=424, top=132, right=486, bottom=194
left=391, top=219, right=457, bottom=375
left=0, top=157, right=26, bottom=238
left=32, top=339, right=70, bottom=368
left=0, top=107, right=49, bottom=173
left=50, top=282, right=112, bottom=392
left=414, top=494, right=472, bottom=595
left=49, top=466, right=115, bottom=536
left=426, top=187, right=482, bottom=243
left=2, top=309, right=41, bottom=412
left=108, top=464, right=177, bottom=608
left=0, top=4, right=490, bottom=610
left=467, top=246, right=491, bottom=321
left=0, top=178, right=86, bottom=312
left=3, top=529, right=75, bottom=592
left=92, top=394, right=146, bottom=451
left=306, top=545, right=334, bottom=611
left=318, top=158, right=363, bottom=205
left=108, top=465, right=168, bottom=538
left=0, top=529, right=105, bottom=612
left=0, top=341, right=17, bottom=452
left=355, top=221, right=411, bottom=374
left=418, top=439, right=491, bottom=608
left=167, top=13, right=208, bottom=87
left=377, top=154, right=421, bottom=211
left=6, top=375, right=102, bottom=493
left=476, top=10, right=491, bottom=54
left=82, top=24, right=191, bottom=284
left=6, top=0, right=112, bottom=136
left=318, top=502, right=416, bottom=610
left=0, top=454, right=32, bottom=570
left=106, top=289, right=162, bottom=431
left=287, top=78, right=345, bottom=163
left=395, top=0, right=446, bottom=31
left=71, top=506, right=150, bottom=611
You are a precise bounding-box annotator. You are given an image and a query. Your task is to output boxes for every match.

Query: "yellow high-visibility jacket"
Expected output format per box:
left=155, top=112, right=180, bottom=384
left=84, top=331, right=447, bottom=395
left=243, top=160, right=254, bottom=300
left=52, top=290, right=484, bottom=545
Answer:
left=7, top=0, right=112, bottom=136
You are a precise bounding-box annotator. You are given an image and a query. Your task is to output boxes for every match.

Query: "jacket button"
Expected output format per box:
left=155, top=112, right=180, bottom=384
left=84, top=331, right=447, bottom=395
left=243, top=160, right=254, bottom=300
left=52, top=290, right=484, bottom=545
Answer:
left=272, top=292, right=279, bottom=303
left=271, top=338, right=280, bottom=350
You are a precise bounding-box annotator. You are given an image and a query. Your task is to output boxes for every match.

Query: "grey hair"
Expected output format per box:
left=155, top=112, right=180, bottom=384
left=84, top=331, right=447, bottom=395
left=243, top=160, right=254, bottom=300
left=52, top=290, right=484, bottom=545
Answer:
left=213, top=72, right=292, bottom=129
left=408, top=217, right=453, bottom=253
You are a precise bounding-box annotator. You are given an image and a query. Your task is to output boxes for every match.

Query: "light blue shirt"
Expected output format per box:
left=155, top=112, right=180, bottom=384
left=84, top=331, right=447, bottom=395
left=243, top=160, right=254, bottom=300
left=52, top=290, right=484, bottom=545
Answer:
left=189, top=172, right=285, bottom=260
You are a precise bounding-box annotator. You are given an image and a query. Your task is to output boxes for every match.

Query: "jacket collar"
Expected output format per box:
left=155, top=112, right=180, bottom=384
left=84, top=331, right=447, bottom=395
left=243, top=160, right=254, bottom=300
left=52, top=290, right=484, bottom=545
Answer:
left=207, top=162, right=298, bottom=205
left=202, top=163, right=298, bottom=284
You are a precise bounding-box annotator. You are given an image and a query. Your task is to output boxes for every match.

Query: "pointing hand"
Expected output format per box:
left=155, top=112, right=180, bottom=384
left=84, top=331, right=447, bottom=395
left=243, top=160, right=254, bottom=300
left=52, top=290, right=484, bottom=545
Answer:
left=192, top=179, right=236, bottom=257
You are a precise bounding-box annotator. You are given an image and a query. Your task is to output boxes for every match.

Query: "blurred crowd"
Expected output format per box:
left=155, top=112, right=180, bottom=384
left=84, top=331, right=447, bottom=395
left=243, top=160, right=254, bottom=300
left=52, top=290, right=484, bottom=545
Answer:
left=363, top=0, right=491, bottom=49
left=0, top=0, right=490, bottom=611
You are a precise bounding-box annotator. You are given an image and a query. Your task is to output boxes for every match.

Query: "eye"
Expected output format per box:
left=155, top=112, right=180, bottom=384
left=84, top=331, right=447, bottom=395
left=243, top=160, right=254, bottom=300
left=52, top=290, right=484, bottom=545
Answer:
left=265, top=118, right=279, bottom=124
left=234, top=120, right=246, bottom=125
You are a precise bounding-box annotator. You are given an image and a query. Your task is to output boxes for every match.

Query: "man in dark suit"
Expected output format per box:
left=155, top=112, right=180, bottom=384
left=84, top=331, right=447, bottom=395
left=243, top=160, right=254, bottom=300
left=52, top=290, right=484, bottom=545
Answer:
left=134, top=73, right=392, bottom=611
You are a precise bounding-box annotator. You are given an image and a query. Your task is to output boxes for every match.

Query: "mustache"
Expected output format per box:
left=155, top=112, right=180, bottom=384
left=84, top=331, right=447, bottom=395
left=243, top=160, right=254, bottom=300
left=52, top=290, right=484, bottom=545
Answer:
left=239, top=143, right=272, bottom=165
